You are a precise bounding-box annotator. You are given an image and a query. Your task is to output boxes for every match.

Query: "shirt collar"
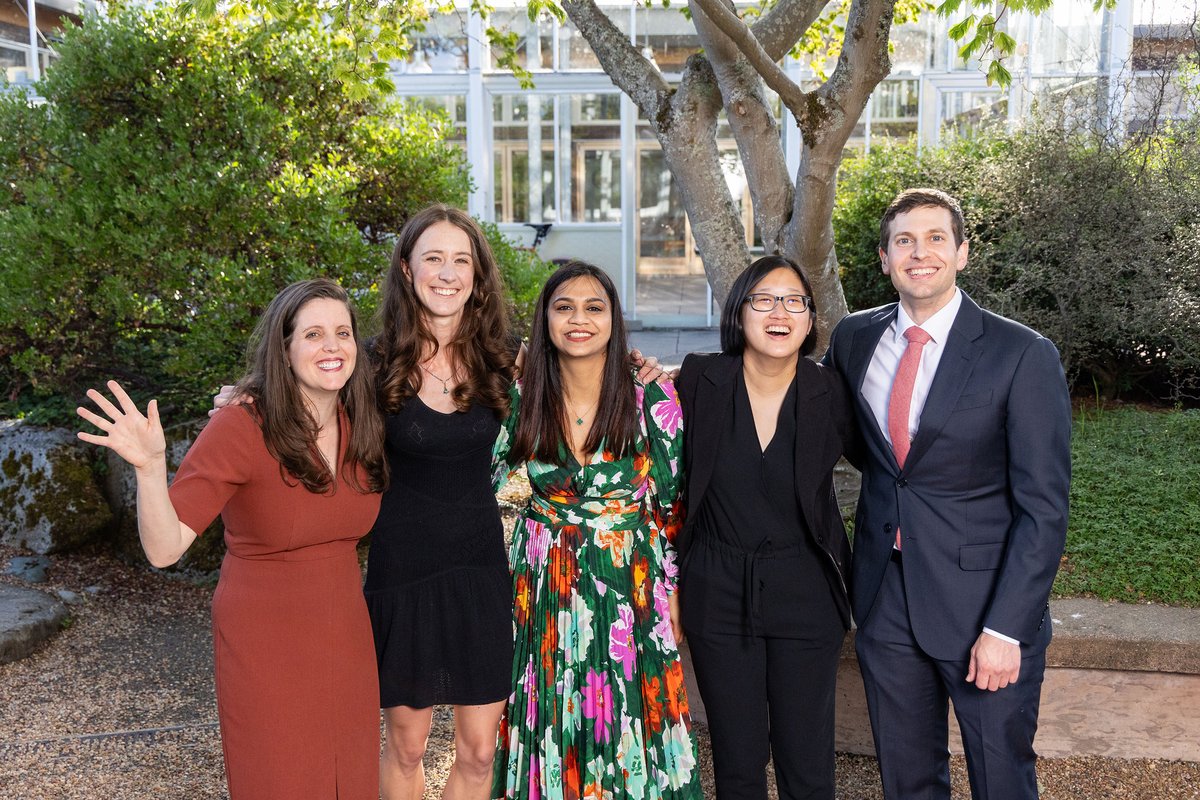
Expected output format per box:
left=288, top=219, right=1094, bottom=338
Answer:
left=892, top=288, right=962, bottom=345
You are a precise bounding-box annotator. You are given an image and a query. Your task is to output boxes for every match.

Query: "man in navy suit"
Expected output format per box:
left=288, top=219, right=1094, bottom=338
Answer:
left=824, top=188, right=1071, bottom=799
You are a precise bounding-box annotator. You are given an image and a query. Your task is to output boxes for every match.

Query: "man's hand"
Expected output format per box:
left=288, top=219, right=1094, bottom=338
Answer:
left=966, top=631, right=1021, bottom=691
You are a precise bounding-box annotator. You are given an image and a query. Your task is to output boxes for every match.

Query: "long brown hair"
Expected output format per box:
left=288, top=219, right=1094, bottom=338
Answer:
left=374, top=204, right=516, bottom=417
left=510, top=261, right=637, bottom=466
left=236, top=278, right=386, bottom=494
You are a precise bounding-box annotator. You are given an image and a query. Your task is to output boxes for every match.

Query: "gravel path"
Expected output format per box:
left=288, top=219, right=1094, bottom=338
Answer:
left=2, top=544, right=1198, bottom=799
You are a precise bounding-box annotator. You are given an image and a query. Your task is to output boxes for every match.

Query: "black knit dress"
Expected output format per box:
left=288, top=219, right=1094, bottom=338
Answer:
left=364, top=397, right=513, bottom=708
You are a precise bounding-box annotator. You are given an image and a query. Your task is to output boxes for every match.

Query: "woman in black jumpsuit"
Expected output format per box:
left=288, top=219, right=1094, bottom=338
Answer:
left=676, top=256, right=856, bottom=800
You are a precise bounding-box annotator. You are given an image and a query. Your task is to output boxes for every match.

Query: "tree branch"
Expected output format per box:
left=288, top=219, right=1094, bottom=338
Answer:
left=688, top=0, right=812, bottom=119
left=560, top=1, right=672, bottom=118
left=752, top=0, right=832, bottom=60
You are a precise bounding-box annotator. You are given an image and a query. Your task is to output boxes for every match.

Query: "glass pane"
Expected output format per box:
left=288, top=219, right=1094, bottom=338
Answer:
left=939, top=91, right=1006, bottom=139
left=398, top=13, right=468, bottom=74
left=639, top=149, right=687, bottom=261
left=489, top=10, right=554, bottom=71
left=2, top=44, right=28, bottom=83
left=494, top=93, right=556, bottom=223
left=558, top=8, right=629, bottom=70
left=1028, top=0, right=1105, bottom=73
left=560, top=93, right=621, bottom=222
left=636, top=6, right=701, bottom=74
left=873, top=79, right=920, bottom=121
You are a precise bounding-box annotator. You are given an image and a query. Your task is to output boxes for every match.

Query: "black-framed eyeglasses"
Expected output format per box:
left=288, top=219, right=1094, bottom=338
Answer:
left=744, top=293, right=812, bottom=314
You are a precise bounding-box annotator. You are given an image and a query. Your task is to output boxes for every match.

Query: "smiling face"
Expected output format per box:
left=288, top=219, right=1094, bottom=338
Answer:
left=880, top=204, right=968, bottom=323
left=286, top=297, right=357, bottom=408
left=740, top=266, right=814, bottom=362
left=404, top=219, right=476, bottom=328
left=547, top=275, right=613, bottom=363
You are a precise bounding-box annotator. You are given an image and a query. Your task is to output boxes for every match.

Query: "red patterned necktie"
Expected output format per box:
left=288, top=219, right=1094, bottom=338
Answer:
left=887, top=325, right=932, bottom=549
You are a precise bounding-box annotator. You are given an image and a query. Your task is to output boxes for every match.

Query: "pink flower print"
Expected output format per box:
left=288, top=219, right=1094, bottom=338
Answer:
left=662, top=546, right=679, bottom=583
left=528, top=754, right=542, bottom=800
left=652, top=579, right=674, bottom=646
left=608, top=605, right=636, bottom=681
left=582, top=669, right=614, bottom=744
left=525, top=519, right=552, bottom=569
left=524, top=657, right=539, bottom=727
left=651, top=381, right=682, bottom=436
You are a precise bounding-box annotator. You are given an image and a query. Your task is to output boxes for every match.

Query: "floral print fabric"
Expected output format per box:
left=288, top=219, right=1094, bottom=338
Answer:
left=491, top=378, right=701, bottom=800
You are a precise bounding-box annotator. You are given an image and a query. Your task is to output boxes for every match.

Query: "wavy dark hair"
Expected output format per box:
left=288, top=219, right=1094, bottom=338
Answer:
left=235, top=278, right=386, bottom=494
left=510, top=260, right=638, bottom=466
left=373, top=204, right=516, bottom=417
left=720, top=255, right=819, bottom=357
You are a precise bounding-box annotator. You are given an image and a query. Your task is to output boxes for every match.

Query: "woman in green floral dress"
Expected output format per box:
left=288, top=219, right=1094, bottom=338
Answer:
left=491, top=261, right=702, bottom=800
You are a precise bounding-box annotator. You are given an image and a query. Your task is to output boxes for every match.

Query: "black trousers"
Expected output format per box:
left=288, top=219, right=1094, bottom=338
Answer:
left=686, top=629, right=845, bottom=800
left=855, top=556, right=1046, bottom=800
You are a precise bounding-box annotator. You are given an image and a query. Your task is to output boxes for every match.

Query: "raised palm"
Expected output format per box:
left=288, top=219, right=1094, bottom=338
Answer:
left=76, top=380, right=166, bottom=469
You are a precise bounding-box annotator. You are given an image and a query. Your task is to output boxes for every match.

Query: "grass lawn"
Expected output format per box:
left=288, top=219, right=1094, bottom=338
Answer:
left=1056, top=406, right=1200, bottom=606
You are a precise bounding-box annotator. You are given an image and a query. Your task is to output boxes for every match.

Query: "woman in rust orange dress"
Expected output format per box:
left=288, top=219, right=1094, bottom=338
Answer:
left=76, top=278, right=387, bottom=799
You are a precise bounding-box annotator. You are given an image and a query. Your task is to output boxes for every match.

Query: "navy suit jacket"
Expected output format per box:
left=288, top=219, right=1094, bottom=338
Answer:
left=824, top=292, right=1071, bottom=660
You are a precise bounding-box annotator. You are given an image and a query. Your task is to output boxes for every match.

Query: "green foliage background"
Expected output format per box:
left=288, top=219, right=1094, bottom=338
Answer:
left=0, top=5, right=546, bottom=424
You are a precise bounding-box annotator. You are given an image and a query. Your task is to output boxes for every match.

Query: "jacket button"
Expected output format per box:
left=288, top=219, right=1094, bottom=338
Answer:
left=817, top=535, right=825, bottom=545
left=896, top=478, right=908, bottom=488
left=883, top=523, right=893, bottom=533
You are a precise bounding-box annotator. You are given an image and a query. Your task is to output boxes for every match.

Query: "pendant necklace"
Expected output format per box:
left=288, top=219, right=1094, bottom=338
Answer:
left=568, top=400, right=598, bottom=426
left=420, top=363, right=454, bottom=395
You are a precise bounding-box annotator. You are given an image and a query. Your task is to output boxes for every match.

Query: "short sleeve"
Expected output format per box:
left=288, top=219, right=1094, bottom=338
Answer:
left=490, top=380, right=522, bottom=493
left=168, top=406, right=255, bottom=535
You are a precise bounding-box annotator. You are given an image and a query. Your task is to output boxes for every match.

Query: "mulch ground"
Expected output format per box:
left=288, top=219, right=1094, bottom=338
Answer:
left=2, top=544, right=1197, bottom=799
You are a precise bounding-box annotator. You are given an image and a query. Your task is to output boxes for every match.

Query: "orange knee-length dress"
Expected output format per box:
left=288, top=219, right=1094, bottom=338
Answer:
left=168, top=405, right=382, bottom=799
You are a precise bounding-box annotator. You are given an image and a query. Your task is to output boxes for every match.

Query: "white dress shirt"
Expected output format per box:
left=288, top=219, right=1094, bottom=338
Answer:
left=862, top=289, right=1018, bottom=646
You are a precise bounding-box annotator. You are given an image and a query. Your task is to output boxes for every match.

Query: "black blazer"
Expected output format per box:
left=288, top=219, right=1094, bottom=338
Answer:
left=824, top=292, right=1071, bottom=659
left=676, top=352, right=857, bottom=628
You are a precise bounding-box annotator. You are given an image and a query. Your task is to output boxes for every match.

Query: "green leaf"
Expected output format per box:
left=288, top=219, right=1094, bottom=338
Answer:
left=948, top=14, right=977, bottom=41
left=995, top=31, right=1017, bottom=56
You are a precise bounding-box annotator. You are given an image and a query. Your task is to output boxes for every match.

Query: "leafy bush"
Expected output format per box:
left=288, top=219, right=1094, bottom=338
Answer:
left=834, top=114, right=1200, bottom=402
left=0, top=5, right=475, bottom=423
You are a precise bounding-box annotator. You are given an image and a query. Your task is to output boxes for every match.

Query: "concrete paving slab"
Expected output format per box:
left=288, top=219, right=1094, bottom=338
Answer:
left=0, top=583, right=68, bottom=665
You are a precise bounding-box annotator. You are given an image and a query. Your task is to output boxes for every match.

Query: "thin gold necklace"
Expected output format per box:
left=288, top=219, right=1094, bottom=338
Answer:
left=420, top=363, right=454, bottom=395
left=566, top=400, right=598, bottom=426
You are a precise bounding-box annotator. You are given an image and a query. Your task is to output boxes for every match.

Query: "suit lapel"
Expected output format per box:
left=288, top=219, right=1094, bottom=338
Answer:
left=688, top=354, right=739, bottom=515
left=903, top=293, right=985, bottom=472
left=849, top=306, right=897, bottom=461
left=792, top=358, right=829, bottom=529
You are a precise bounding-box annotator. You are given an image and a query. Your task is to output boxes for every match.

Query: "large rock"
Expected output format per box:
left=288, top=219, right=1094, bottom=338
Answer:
left=0, top=582, right=69, bottom=664
left=104, top=418, right=226, bottom=573
left=0, top=420, right=113, bottom=553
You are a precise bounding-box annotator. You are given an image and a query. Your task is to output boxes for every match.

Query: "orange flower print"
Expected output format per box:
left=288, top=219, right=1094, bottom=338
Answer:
left=663, top=659, right=690, bottom=723
left=540, top=610, right=559, bottom=680
left=515, top=573, right=531, bottom=626
left=630, top=553, right=651, bottom=620
left=595, top=528, right=630, bottom=568
left=641, top=674, right=664, bottom=735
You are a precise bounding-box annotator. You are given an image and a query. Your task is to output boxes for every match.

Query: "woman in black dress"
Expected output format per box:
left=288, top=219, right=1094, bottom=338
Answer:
left=364, top=205, right=518, bottom=800
left=675, top=256, right=857, bottom=800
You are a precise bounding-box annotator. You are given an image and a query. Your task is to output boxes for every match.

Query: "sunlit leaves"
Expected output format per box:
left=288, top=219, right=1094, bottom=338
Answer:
left=942, top=0, right=1117, bottom=88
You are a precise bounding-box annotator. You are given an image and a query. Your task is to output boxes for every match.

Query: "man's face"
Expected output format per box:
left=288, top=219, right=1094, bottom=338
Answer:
left=880, top=205, right=968, bottom=319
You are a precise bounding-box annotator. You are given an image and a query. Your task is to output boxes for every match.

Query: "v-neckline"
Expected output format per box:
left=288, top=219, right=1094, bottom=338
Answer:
left=738, top=371, right=796, bottom=455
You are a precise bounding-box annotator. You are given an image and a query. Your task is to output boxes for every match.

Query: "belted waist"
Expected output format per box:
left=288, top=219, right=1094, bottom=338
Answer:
left=699, top=536, right=805, bottom=638
left=528, top=493, right=647, bottom=531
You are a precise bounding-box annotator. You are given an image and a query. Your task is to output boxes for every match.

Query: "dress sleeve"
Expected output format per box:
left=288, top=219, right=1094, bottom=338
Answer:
left=168, top=406, right=255, bottom=535
left=490, top=380, right=522, bottom=493
left=639, top=377, right=685, bottom=593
